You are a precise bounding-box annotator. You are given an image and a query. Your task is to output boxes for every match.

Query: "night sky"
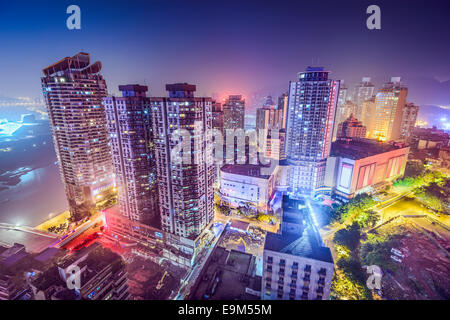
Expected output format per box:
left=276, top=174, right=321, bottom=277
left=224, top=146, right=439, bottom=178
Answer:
left=1, top=0, right=450, bottom=110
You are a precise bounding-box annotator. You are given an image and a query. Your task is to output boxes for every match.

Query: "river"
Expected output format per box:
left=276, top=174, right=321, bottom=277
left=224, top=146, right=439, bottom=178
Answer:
left=0, top=105, right=68, bottom=227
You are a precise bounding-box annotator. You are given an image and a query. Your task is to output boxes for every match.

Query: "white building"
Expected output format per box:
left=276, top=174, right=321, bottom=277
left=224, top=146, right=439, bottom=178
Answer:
left=219, top=164, right=281, bottom=213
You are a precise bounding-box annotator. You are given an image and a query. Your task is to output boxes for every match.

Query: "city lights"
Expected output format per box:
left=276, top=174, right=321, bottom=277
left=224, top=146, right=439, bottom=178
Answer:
left=0, top=0, right=449, bottom=308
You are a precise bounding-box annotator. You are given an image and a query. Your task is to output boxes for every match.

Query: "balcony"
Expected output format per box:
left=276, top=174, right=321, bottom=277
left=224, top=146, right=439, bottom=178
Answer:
left=290, top=273, right=298, bottom=279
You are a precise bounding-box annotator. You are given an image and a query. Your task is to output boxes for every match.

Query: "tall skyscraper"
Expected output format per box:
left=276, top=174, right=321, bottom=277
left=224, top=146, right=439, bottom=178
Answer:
left=41, top=52, right=114, bottom=212
left=277, top=93, right=289, bottom=129
left=338, top=81, right=348, bottom=107
left=150, top=83, right=215, bottom=238
left=333, top=80, right=349, bottom=140
left=211, top=100, right=224, bottom=134
left=371, top=77, right=408, bottom=141
left=360, top=96, right=376, bottom=137
left=223, top=95, right=245, bottom=130
left=353, top=77, right=375, bottom=119
left=286, top=67, right=340, bottom=197
left=104, top=85, right=159, bottom=225
left=400, top=103, right=419, bottom=142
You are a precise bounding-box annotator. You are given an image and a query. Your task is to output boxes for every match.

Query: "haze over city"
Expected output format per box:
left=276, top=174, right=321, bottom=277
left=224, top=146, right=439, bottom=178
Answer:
left=0, top=0, right=449, bottom=306
left=1, top=0, right=450, bottom=113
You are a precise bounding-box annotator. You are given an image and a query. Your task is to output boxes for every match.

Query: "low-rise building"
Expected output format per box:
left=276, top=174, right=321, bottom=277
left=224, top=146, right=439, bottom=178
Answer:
left=0, top=243, right=33, bottom=300
left=32, top=243, right=130, bottom=300
left=262, top=196, right=334, bottom=300
left=325, top=138, right=410, bottom=201
left=219, top=164, right=281, bottom=213
left=188, top=246, right=261, bottom=300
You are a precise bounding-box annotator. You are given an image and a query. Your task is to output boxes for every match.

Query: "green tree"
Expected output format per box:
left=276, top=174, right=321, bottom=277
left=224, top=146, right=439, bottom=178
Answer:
left=333, top=222, right=361, bottom=251
left=69, top=201, right=95, bottom=222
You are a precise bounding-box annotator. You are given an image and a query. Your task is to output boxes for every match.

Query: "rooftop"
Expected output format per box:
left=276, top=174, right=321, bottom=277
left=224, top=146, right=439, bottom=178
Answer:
left=34, top=247, right=62, bottom=264
left=264, top=196, right=333, bottom=264
left=330, top=138, right=408, bottom=160
left=265, top=227, right=333, bottom=263
left=42, top=52, right=102, bottom=76
left=229, top=220, right=250, bottom=232
left=189, top=247, right=261, bottom=300
left=220, top=163, right=274, bottom=179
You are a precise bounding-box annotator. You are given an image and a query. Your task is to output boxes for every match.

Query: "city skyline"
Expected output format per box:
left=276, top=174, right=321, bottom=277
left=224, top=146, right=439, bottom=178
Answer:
left=2, top=0, right=450, bottom=111
left=1, top=0, right=449, bottom=304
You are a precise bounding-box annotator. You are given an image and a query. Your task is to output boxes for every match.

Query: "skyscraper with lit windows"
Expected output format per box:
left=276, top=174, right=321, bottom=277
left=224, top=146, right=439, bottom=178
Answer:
left=104, top=85, right=159, bottom=225
left=41, top=52, right=114, bottom=213
left=352, top=77, right=375, bottom=120
left=371, top=77, right=408, bottom=141
left=223, top=95, right=245, bottom=130
left=286, top=67, right=340, bottom=197
left=150, top=83, right=215, bottom=238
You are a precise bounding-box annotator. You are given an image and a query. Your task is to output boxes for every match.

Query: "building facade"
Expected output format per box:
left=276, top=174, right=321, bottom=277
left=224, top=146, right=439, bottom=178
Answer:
left=371, top=77, right=408, bottom=141
left=266, top=129, right=286, bottom=161
left=332, top=81, right=348, bottom=140
left=223, top=95, right=245, bottom=130
left=286, top=67, right=340, bottom=197
left=262, top=196, right=334, bottom=300
left=361, top=96, right=376, bottom=137
left=211, top=100, right=224, bottom=134
left=104, top=85, right=159, bottom=225
left=277, top=93, right=289, bottom=130
left=353, top=77, right=375, bottom=120
left=256, top=105, right=284, bottom=131
left=219, top=164, right=281, bottom=213
left=41, top=52, right=115, bottom=211
left=336, top=114, right=367, bottom=139
left=150, top=83, right=215, bottom=238
left=325, top=138, right=410, bottom=200
left=400, top=103, right=419, bottom=142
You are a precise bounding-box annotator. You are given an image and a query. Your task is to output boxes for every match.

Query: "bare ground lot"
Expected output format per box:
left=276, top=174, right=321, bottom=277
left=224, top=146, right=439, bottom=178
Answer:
left=376, top=217, right=450, bottom=300
left=126, top=256, right=186, bottom=300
